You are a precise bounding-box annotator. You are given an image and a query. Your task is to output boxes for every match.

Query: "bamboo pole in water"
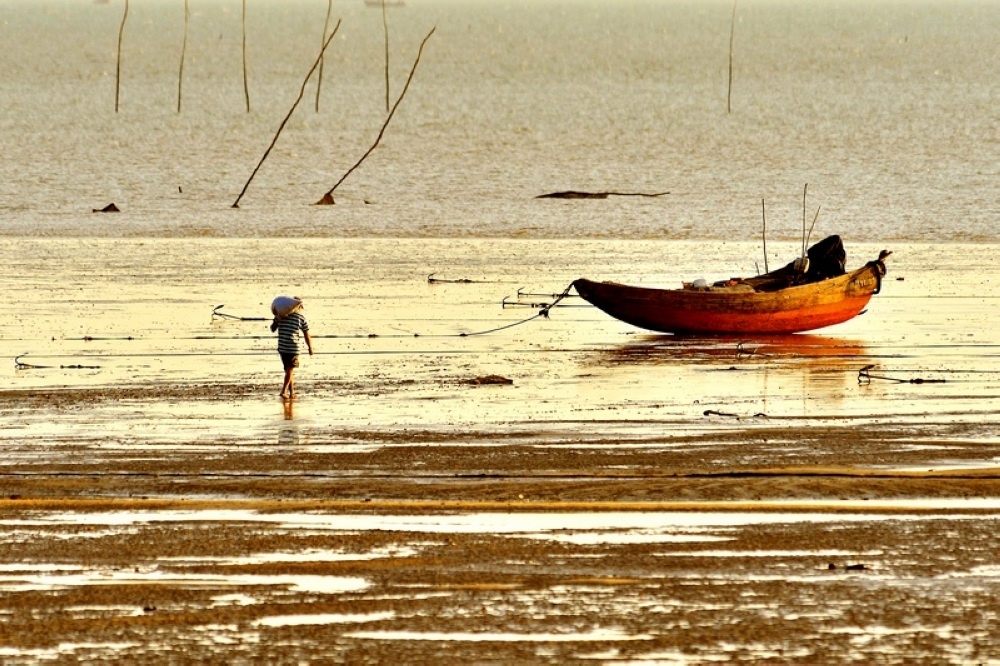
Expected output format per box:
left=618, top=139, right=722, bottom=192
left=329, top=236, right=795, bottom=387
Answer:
left=315, top=0, right=332, bottom=113
left=727, top=0, right=737, bottom=114
left=177, top=0, right=189, bottom=113
left=115, top=0, right=129, bottom=113
left=381, top=0, right=390, bottom=113
left=232, top=20, right=342, bottom=209
left=242, top=0, right=250, bottom=112
left=315, top=27, right=436, bottom=206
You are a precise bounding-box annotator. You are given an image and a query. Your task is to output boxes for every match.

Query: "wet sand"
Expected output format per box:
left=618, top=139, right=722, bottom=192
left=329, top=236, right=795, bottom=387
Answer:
left=4, top=377, right=1000, bottom=664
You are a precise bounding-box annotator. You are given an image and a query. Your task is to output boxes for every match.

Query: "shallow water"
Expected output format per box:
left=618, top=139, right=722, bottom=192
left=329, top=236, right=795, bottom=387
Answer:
left=3, top=238, right=1000, bottom=457
left=0, top=0, right=997, bottom=242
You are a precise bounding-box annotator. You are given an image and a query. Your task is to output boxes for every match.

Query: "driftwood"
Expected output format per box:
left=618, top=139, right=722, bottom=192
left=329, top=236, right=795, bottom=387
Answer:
left=232, top=20, right=342, bottom=208
left=93, top=203, right=120, bottom=213
left=315, top=27, right=435, bottom=205
left=536, top=190, right=669, bottom=199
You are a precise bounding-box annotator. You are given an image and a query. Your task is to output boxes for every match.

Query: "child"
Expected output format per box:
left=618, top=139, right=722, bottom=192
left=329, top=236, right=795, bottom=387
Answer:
left=270, top=296, right=314, bottom=399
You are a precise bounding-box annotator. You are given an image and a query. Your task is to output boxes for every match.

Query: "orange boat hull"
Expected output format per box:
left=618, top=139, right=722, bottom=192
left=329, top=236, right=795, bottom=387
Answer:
left=574, top=258, right=888, bottom=335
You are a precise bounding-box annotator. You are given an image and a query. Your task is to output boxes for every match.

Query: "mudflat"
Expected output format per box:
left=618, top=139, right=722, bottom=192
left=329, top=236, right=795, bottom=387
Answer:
left=3, top=380, right=1000, bottom=663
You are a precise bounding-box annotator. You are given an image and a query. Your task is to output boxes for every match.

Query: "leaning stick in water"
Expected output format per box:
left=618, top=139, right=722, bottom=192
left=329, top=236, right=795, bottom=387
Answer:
left=232, top=20, right=342, bottom=208
left=177, top=0, right=189, bottom=113
left=242, top=0, right=250, bottom=112
left=727, top=0, right=737, bottom=114
left=115, top=0, right=129, bottom=113
left=381, top=0, right=390, bottom=113
left=315, top=0, right=332, bottom=113
left=315, top=27, right=436, bottom=205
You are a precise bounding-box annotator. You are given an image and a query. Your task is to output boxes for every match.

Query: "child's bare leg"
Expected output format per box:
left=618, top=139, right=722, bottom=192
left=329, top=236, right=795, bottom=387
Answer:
left=281, top=368, right=294, bottom=398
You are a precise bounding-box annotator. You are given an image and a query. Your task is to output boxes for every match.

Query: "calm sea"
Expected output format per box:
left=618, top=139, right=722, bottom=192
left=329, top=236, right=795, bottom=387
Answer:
left=0, top=0, right=996, bottom=241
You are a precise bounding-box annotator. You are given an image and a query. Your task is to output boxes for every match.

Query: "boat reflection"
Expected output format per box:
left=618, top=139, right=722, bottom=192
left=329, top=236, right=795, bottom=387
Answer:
left=573, top=334, right=875, bottom=417
left=585, top=334, right=868, bottom=368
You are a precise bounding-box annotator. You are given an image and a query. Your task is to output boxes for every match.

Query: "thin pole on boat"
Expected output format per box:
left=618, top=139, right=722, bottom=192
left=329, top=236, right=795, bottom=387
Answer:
left=794, top=183, right=812, bottom=273
left=801, top=183, right=808, bottom=257
left=232, top=19, right=342, bottom=208
left=115, top=0, right=129, bottom=113
left=761, top=198, right=769, bottom=274
left=806, top=205, right=820, bottom=249
left=315, top=27, right=436, bottom=205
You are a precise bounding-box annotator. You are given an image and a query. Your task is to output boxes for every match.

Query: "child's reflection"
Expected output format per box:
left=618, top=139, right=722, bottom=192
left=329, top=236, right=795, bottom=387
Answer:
left=278, top=400, right=299, bottom=446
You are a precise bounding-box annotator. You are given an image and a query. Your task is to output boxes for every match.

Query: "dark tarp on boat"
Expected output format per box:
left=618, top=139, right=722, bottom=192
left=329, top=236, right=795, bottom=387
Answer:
left=742, top=235, right=847, bottom=292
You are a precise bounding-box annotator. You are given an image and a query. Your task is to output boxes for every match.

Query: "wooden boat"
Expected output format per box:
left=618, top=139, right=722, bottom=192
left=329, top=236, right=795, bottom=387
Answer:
left=574, top=238, right=891, bottom=335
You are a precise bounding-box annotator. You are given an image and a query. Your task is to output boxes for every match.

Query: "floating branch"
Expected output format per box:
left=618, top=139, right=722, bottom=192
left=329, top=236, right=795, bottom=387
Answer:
left=115, top=0, right=129, bottom=113
left=858, top=365, right=946, bottom=385
left=536, top=190, right=669, bottom=199
left=315, top=26, right=436, bottom=205
left=232, top=19, right=342, bottom=208
left=727, top=0, right=737, bottom=113
left=177, top=0, right=189, bottom=113
left=315, top=0, right=332, bottom=113
left=380, top=0, right=390, bottom=113
left=242, top=0, right=250, bottom=112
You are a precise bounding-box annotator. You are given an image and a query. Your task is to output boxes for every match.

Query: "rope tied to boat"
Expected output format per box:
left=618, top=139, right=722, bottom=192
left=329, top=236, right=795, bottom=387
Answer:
left=460, top=281, right=575, bottom=337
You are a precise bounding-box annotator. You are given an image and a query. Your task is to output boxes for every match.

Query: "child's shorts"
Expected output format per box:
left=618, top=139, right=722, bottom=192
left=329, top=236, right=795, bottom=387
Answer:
left=279, top=352, right=299, bottom=371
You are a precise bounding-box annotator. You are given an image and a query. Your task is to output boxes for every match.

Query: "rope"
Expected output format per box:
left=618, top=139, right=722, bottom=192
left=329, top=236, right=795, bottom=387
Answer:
left=459, top=281, right=575, bottom=337
left=14, top=283, right=580, bottom=368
